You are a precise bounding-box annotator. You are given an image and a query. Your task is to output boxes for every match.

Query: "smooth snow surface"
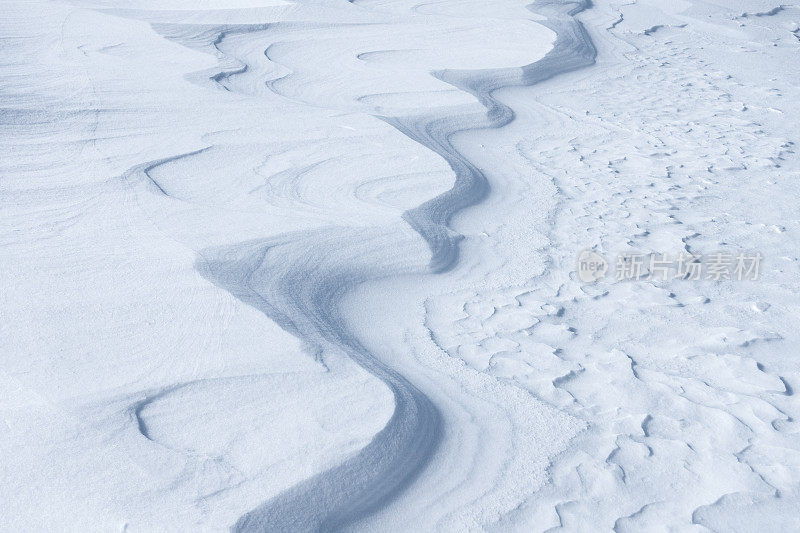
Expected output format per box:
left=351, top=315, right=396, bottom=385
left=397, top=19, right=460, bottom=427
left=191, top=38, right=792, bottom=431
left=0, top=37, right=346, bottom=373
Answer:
left=2, top=0, right=799, bottom=531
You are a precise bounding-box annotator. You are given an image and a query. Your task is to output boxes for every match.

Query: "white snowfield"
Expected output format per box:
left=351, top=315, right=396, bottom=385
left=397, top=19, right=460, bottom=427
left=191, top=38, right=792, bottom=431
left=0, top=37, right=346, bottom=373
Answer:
left=1, top=0, right=799, bottom=530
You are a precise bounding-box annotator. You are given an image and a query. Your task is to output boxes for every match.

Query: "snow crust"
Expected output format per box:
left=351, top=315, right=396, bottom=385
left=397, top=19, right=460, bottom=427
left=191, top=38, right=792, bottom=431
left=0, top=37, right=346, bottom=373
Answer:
left=2, top=0, right=799, bottom=530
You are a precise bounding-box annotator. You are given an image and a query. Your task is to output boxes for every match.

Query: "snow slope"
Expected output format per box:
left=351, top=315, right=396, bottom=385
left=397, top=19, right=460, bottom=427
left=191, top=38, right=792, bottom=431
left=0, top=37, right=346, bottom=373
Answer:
left=1, top=0, right=799, bottom=531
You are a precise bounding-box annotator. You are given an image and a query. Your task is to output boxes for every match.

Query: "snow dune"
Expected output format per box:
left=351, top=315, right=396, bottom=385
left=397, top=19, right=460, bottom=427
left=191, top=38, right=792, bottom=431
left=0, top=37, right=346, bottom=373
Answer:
left=1, top=0, right=571, bottom=529
left=2, top=0, right=800, bottom=530
left=167, top=1, right=590, bottom=529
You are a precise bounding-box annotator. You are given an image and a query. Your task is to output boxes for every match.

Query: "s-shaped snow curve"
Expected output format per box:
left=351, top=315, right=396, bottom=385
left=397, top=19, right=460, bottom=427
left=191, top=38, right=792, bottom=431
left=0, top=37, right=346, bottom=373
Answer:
left=196, top=228, right=441, bottom=531
left=396, top=0, right=596, bottom=273
left=142, top=0, right=597, bottom=530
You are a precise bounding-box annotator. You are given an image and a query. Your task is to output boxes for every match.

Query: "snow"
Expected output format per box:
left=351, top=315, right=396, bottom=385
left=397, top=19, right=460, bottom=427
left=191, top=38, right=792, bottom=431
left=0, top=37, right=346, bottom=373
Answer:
left=2, top=0, right=799, bottom=530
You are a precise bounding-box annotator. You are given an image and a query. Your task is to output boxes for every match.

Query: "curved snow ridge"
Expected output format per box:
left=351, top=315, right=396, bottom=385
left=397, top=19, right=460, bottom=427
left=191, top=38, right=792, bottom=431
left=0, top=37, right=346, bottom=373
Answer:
left=149, top=22, right=271, bottom=89
left=396, top=0, right=596, bottom=272
left=196, top=228, right=441, bottom=532
left=159, top=0, right=596, bottom=530
left=122, top=148, right=211, bottom=201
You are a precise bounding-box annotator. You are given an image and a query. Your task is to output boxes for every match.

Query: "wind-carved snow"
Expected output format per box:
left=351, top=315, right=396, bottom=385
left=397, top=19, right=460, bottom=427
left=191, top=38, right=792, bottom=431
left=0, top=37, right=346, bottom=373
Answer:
left=424, top=1, right=800, bottom=530
left=169, top=1, right=592, bottom=529
left=2, top=0, right=800, bottom=531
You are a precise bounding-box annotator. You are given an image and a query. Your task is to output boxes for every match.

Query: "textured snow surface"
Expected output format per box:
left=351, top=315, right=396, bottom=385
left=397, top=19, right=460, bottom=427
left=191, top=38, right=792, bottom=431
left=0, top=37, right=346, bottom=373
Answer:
left=1, top=0, right=799, bottom=530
